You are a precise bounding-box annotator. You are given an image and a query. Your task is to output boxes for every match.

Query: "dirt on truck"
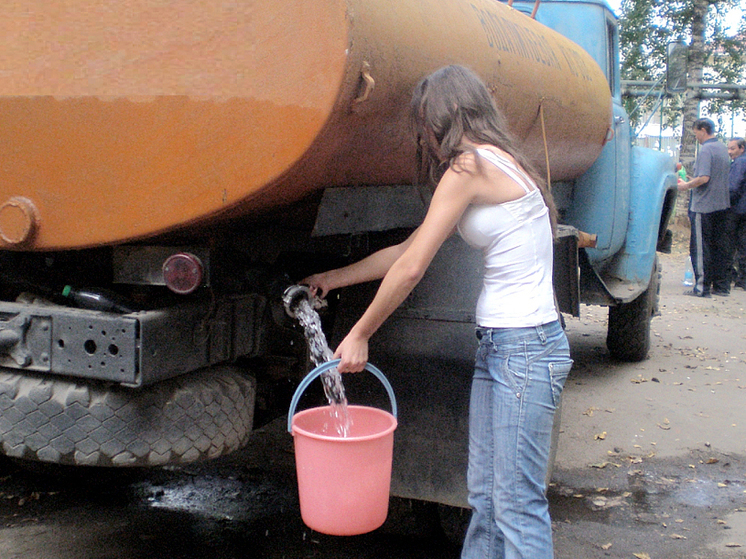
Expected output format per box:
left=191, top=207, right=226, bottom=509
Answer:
left=0, top=0, right=676, bottom=510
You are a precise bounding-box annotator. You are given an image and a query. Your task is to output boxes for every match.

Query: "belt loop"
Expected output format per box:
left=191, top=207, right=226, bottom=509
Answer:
left=476, top=327, right=490, bottom=342
left=536, top=324, right=547, bottom=344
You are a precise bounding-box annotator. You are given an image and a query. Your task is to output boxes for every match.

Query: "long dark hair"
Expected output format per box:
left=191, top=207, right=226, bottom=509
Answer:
left=410, top=65, right=557, bottom=233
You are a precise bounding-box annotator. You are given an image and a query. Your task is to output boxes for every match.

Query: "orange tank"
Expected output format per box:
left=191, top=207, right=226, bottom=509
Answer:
left=0, top=0, right=611, bottom=250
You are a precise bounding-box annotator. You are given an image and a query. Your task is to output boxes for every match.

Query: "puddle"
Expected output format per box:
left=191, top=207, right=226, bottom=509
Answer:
left=135, top=469, right=296, bottom=522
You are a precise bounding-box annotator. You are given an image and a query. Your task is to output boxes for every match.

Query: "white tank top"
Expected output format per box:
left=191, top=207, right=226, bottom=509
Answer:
left=457, top=148, right=558, bottom=328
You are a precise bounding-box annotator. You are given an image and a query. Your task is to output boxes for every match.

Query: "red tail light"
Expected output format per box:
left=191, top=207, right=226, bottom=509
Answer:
left=162, top=253, right=203, bottom=294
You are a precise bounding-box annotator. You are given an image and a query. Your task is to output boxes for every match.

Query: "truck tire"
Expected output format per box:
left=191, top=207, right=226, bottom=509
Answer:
left=606, top=256, right=660, bottom=362
left=0, top=366, right=255, bottom=467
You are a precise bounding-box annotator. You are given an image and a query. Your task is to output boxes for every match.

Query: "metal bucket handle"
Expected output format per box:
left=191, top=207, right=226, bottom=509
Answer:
left=287, top=359, right=398, bottom=433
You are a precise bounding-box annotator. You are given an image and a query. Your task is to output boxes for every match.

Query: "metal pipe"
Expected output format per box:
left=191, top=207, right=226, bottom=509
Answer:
left=0, top=329, right=20, bottom=352
left=622, top=89, right=746, bottom=100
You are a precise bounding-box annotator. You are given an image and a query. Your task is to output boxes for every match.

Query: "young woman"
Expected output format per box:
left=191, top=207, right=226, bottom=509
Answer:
left=302, top=65, right=572, bottom=559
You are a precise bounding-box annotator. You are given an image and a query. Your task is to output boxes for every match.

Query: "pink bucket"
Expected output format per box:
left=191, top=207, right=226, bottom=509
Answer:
left=288, top=360, right=397, bottom=535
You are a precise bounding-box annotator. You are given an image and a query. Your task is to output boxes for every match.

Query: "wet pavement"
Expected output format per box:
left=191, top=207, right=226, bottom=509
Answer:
left=550, top=450, right=746, bottom=558
left=1, top=245, right=746, bottom=558
left=1, top=433, right=743, bottom=559
left=0, top=447, right=462, bottom=559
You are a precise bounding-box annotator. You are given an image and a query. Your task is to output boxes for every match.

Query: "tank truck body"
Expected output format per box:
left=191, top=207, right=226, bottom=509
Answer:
left=0, top=0, right=675, bottom=507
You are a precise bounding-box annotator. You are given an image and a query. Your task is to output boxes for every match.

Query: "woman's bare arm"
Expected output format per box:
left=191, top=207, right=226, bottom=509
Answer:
left=333, top=168, right=475, bottom=371
left=302, top=232, right=419, bottom=298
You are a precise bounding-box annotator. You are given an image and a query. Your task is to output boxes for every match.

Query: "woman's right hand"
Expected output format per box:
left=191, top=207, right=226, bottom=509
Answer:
left=333, top=331, right=369, bottom=373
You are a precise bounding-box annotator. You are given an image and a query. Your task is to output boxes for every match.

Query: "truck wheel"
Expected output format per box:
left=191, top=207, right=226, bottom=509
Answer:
left=0, top=366, right=255, bottom=467
left=606, top=256, right=661, bottom=362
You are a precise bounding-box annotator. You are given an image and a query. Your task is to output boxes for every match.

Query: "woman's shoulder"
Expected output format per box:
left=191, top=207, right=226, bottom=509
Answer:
left=471, top=145, right=515, bottom=164
left=452, top=145, right=506, bottom=171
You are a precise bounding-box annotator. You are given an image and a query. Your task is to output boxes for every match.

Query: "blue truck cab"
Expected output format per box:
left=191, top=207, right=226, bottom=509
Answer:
left=522, top=0, right=678, bottom=360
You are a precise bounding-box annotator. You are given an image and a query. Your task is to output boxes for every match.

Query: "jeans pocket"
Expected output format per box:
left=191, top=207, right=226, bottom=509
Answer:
left=548, top=359, right=573, bottom=408
left=504, top=350, right=529, bottom=396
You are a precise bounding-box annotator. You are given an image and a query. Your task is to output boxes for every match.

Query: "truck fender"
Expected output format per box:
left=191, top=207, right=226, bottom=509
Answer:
left=604, top=147, right=677, bottom=300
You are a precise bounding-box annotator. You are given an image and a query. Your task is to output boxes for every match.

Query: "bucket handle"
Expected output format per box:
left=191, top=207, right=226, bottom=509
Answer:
left=287, top=359, right=398, bottom=433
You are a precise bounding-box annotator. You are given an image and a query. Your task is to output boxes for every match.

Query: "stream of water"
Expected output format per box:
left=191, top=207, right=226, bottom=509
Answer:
left=291, top=298, right=351, bottom=437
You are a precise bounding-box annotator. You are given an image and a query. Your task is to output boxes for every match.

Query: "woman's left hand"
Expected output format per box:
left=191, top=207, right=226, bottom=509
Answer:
left=300, top=272, right=333, bottom=299
left=333, top=332, right=369, bottom=373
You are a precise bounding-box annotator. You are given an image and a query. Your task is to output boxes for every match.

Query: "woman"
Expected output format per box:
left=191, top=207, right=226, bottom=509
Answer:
left=302, top=65, right=572, bottom=559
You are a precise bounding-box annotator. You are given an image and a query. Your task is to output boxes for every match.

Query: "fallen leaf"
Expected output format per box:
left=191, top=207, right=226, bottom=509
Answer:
left=601, top=543, right=612, bottom=550
left=633, top=553, right=652, bottom=559
left=595, top=431, right=607, bottom=440
left=706, top=458, right=720, bottom=464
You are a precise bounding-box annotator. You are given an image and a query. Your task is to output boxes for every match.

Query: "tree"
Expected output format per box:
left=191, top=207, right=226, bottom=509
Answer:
left=679, top=0, right=709, bottom=170
left=619, top=0, right=746, bottom=170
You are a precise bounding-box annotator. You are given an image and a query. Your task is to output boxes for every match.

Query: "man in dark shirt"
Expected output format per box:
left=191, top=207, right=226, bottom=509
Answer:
left=678, top=118, right=731, bottom=297
left=727, top=137, right=746, bottom=289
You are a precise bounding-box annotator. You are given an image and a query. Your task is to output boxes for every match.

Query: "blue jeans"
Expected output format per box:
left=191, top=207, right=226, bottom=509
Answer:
left=462, top=320, right=572, bottom=559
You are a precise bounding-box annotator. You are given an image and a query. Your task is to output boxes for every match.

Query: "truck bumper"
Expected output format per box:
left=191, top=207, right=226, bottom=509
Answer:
left=0, top=295, right=266, bottom=387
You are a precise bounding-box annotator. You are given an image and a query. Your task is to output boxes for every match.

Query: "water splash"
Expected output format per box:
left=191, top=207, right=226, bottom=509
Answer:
left=291, top=298, right=351, bottom=437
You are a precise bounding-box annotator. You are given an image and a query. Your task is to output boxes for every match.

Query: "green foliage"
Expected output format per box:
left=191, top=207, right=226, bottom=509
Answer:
left=618, top=0, right=745, bottom=133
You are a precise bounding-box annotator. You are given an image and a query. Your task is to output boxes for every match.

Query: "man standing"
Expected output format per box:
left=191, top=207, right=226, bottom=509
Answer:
left=678, top=118, right=731, bottom=297
left=728, top=137, right=746, bottom=289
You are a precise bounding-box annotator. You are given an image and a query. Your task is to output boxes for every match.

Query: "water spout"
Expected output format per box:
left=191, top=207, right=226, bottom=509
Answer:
left=282, top=284, right=350, bottom=435
left=282, top=284, right=313, bottom=319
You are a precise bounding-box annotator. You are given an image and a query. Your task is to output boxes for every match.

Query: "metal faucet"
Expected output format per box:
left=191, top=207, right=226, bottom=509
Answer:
left=282, top=285, right=313, bottom=319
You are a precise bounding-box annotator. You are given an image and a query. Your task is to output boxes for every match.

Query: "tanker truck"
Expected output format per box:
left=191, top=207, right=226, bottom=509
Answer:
left=0, top=0, right=676, bottom=507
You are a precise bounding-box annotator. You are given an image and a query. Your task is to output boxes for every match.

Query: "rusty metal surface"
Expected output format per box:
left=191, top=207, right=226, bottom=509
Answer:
left=0, top=0, right=611, bottom=250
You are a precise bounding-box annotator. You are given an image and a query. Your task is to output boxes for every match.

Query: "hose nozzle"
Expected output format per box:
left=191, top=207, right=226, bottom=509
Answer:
left=282, top=285, right=313, bottom=319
